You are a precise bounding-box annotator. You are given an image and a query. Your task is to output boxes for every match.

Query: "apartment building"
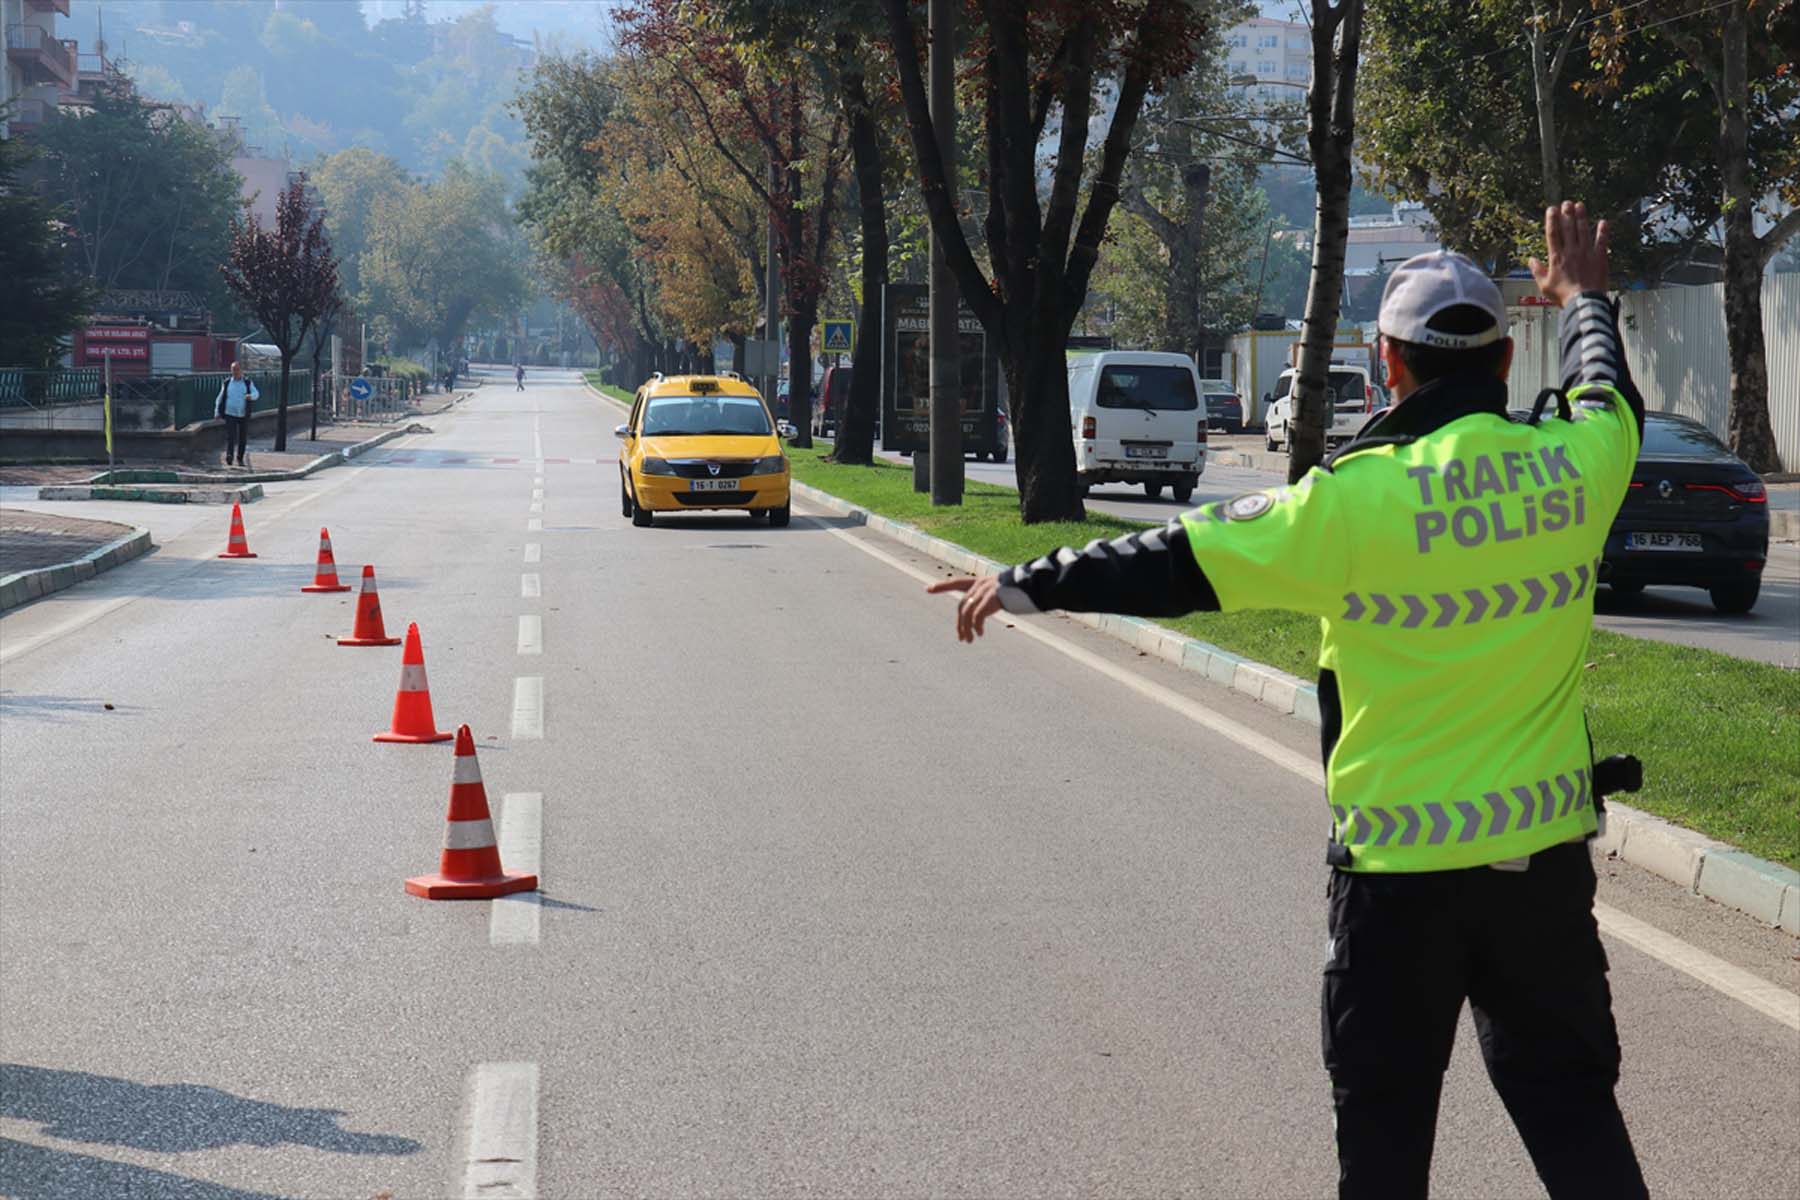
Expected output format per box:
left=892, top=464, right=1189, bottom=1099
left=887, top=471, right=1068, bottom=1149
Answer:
left=1224, top=13, right=1311, bottom=105
left=3, top=0, right=74, bottom=138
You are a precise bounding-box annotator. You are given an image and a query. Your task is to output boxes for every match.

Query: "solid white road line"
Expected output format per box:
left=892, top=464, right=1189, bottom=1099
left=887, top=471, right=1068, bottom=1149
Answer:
left=804, top=510, right=1800, bottom=1030
left=517, top=614, right=542, bottom=655
left=523, top=543, right=541, bottom=564
left=512, top=676, right=544, bottom=740
left=491, top=793, right=543, bottom=946
left=521, top=573, right=541, bottom=599
left=527, top=517, right=542, bottom=532
left=1595, top=902, right=1799, bottom=1031
left=461, top=1061, right=538, bottom=1198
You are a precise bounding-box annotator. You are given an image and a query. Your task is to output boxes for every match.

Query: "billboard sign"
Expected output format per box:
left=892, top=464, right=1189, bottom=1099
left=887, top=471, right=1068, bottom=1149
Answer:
left=880, top=283, right=999, bottom=454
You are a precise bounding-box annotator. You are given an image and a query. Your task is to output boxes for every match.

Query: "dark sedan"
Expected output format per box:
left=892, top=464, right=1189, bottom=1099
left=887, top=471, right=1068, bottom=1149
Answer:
left=1203, top=388, right=1243, bottom=434
left=1603, top=412, right=1768, bottom=613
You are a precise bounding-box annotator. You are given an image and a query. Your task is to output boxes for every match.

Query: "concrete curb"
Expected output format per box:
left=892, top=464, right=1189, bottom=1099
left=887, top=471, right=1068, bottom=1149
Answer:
left=36, top=483, right=265, bottom=505
left=1770, top=507, right=1798, bottom=542
left=0, top=526, right=152, bottom=612
left=790, top=476, right=1800, bottom=936
left=61, top=423, right=428, bottom=494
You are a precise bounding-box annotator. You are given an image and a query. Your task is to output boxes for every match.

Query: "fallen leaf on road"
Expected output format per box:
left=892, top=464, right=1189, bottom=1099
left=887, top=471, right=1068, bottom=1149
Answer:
left=103, top=703, right=114, bottom=710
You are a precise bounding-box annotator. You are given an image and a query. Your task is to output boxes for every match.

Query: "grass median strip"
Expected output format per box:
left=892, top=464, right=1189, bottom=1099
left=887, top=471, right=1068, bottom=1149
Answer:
left=788, top=446, right=1799, bottom=868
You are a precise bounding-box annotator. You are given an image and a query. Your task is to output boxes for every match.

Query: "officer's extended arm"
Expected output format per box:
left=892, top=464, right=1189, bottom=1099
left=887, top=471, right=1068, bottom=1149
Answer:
left=1558, top=292, right=1644, bottom=438
left=994, top=518, right=1221, bottom=617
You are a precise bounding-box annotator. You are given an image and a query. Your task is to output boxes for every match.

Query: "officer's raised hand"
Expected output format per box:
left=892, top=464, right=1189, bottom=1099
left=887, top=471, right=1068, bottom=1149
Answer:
left=1529, top=200, right=1610, bottom=306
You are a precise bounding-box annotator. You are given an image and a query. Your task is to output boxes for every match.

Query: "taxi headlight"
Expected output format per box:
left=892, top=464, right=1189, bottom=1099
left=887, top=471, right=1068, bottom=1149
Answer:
left=640, top=457, right=676, bottom=475
left=749, top=455, right=787, bottom=475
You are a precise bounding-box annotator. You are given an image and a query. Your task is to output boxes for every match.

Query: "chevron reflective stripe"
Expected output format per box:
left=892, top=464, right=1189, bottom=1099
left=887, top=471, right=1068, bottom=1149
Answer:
left=1335, top=766, right=1595, bottom=853
left=1340, top=561, right=1601, bottom=628
left=444, top=818, right=497, bottom=850
left=399, top=664, right=429, bottom=692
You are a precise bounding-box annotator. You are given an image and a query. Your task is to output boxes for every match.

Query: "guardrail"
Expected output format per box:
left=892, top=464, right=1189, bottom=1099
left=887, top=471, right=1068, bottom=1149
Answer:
left=0, top=368, right=307, bottom=431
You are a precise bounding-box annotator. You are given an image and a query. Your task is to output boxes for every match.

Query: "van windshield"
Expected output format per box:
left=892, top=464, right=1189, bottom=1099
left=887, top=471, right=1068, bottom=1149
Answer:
left=1096, top=365, right=1197, bottom=411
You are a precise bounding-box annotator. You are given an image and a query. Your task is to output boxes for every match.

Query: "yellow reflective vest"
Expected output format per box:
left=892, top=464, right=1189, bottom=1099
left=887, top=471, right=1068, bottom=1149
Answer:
left=1184, top=382, right=1639, bottom=871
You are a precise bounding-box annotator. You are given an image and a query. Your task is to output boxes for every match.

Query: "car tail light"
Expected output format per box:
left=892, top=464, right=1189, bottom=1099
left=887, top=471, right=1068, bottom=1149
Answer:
left=1081, top=416, right=1095, bottom=439
left=1628, top=481, right=1644, bottom=489
left=1197, top=421, right=1208, bottom=444
left=1747, top=559, right=1765, bottom=571
left=1684, top=481, right=1767, bottom=503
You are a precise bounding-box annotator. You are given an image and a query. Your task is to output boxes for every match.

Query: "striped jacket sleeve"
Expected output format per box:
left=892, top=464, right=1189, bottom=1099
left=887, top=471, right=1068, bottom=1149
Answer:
left=995, top=518, right=1221, bottom=617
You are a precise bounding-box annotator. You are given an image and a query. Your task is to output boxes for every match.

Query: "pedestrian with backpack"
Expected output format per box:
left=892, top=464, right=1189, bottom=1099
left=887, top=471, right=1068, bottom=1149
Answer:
left=215, top=362, right=259, bottom=468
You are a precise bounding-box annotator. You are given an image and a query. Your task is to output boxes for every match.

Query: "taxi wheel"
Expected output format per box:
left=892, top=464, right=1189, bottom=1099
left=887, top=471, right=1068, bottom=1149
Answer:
left=767, top=503, right=791, bottom=528
left=631, top=498, right=653, bottom=527
left=619, top=479, right=632, bottom=518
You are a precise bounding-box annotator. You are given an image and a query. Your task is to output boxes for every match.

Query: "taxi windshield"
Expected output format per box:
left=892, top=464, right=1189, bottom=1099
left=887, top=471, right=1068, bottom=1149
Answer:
left=641, top=394, right=772, bottom=437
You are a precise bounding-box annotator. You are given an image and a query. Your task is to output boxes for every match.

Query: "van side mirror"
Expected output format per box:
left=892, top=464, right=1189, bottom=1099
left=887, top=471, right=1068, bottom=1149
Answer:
left=613, top=423, right=631, bottom=438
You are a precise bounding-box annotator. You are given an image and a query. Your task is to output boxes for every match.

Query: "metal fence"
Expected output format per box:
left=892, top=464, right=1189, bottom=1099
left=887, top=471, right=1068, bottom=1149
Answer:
left=0, top=368, right=306, bottom=432
left=322, top=372, right=422, bottom=423
left=1507, top=272, right=1800, bottom=470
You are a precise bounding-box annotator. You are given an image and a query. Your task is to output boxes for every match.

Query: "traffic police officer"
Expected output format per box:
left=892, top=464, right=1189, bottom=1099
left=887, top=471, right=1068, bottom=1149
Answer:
left=930, top=203, right=1648, bottom=1199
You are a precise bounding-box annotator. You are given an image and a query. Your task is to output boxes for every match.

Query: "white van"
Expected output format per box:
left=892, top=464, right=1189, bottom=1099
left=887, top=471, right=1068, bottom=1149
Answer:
left=1067, top=351, right=1207, bottom=501
left=1263, top=364, right=1377, bottom=452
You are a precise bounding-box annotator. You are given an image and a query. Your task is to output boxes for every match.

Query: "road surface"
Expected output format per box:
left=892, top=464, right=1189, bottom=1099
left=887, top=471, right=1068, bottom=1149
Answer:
left=3, top=368, right=1795, bottom=1198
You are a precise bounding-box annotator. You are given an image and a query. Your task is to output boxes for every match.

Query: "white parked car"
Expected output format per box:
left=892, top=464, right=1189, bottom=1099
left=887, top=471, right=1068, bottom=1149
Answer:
left=1264, top=365, right=1377, bottom=452
left=1067, top=350, right=1207, bottom=501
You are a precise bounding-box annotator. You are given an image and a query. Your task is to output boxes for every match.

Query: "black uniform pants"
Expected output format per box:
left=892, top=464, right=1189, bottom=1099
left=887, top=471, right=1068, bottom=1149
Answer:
left=1321, top=841, right=1647, bottom=1200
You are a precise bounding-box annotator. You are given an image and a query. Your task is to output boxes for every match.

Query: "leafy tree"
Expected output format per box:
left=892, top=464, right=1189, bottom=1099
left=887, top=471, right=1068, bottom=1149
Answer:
left=220, top=178, right=340, bottom=450
left=360, top=162, right=531, bottom=357
left=879, top=0, right=1210, bottom=521
left=1288, top=0, right=1365, bottom=482
left=33, top=77, right=245, bottom=326
left=618, top=0, right=851, bottom=447
left=1589, top=0, right=1800, bottom=472
left=309, top=147, right=411, bottom=298
left=0, top=133, right=95, bottom=369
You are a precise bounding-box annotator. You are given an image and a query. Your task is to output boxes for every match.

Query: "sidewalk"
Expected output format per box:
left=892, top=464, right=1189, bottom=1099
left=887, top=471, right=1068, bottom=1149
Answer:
left=0, top=510, right=134, bottom=575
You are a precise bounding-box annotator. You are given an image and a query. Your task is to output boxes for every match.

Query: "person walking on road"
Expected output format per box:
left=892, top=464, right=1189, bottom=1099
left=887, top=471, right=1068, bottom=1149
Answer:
left=214, top=362, right=259, bottom=469
left=929, top=203, right=1649, bottom=1200
left=515, top=363, right=526, bottom=391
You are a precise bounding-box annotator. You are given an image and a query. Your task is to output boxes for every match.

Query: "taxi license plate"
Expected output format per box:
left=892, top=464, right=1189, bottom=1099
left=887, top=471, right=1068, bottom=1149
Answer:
left=689, top=478, right=739, bottom=492
left=1124, top=445, right=1168, bottom=459
left=1626, top=531, right=1703, bottom=552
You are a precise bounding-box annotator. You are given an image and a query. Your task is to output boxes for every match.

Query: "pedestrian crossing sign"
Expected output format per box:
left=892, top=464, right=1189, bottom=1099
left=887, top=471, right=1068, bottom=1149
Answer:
left=823, top=320, right=854, bottom=353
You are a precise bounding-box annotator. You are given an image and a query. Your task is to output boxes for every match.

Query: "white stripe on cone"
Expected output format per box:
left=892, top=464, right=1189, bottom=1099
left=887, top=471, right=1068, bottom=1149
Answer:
left=452, top=756, right=483, bottom=785
left=399, top=664, right=429, bottom=692
left=444, top=818, right=497, bottom=850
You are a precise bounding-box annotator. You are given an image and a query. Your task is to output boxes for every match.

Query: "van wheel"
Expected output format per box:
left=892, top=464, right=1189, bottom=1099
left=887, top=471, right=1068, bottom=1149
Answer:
left=1144, top=482, right=1163, bottom=499
left=1172, top=481, right=1194, bottom=503
left=992, top=444, right=1008, bottom=464
left=1266, top=429, right=1280, bottom=452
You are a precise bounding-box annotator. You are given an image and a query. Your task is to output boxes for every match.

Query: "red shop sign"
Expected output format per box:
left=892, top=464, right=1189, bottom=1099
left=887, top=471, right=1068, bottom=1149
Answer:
left=86, top=326, right=151, bottom=340
left=87, top=344, right=148, bottom=359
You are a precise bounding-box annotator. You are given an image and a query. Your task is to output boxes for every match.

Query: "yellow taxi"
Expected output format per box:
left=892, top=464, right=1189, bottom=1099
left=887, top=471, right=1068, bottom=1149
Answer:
left=616, top=374, right=791, bottom=527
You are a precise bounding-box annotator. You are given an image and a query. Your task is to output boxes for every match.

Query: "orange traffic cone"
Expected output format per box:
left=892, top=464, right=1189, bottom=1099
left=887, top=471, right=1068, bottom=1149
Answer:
left=373, top=622, right=452, bottom=744
left=405, top=725, right=538, bottom=899
left=300, top=527, right=352, bottom=593
left=338, top=565, right=401, bottom=646
left=217, top=502, right=256, bottom=558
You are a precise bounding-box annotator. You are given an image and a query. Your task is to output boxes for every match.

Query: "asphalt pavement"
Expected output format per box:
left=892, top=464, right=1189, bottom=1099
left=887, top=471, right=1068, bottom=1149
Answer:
left=2, top=368, right=1795, bottom=1198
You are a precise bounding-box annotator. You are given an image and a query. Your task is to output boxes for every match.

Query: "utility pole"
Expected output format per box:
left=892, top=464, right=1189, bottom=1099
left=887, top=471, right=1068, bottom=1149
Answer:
left=764, top=153, right=781, bottom=418
left=926, top=0, right=962, bottom=504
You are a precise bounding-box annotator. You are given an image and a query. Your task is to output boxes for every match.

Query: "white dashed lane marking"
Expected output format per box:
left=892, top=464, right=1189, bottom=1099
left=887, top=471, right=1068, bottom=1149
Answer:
left=511, top=676, right=544, bottom=740
left=523, top=543, right=540, bottom=564
left=490, top=793, right=543, bottom=946
left=460, top=1061, right=538, bottom=1198
left=527, top=517, right=542, bottom=532
left=521, top=573, right=540, bottom=598
left=517, top=615, right=542, bottom=655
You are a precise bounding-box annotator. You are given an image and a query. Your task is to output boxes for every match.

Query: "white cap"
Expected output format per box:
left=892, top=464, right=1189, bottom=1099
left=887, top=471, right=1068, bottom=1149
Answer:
left=1378, top=251, right=1506, bottom=349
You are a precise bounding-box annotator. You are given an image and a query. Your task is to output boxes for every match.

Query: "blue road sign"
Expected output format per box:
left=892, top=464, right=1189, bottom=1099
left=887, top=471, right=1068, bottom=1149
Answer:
left=822, top=320, right=854, bottom=353
left=349, top=376, right=373, bottom=401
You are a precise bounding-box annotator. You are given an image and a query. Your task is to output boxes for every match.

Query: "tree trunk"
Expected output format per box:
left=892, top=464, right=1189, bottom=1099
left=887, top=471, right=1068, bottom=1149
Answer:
left=310, top=340, right=324, bottom=442
left=1291, top=0, right=1364, bottom=483
left=833, top=37, right=886, bottom=466
left=1167, top=163, right=1211, bottom=360
left=275, top=352, right=292, bottom=452
left=730, top=333, right=746, bottom=376
left=1006, top=314, right=1084, bottom=523
left=1716, top=1, right=1781, bottom=472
